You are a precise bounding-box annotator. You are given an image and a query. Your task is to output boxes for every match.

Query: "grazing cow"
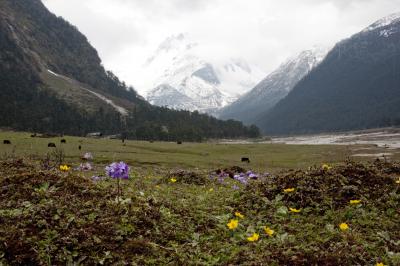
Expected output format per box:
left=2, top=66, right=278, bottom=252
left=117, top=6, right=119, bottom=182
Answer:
left=241, top=157, right=250, bottom=163
left=30, top=133, right=37, bottom=138
left=3, top=140, right=11, bottom=144
left=48, top=143, right=56, bottom=148
left=177, top=141, right=183, bottom=145
left=78, top=145, right=82, bottom=150
left=60, top=139, right=66, bottom=144
left=122, top=138, right=125, bottom=143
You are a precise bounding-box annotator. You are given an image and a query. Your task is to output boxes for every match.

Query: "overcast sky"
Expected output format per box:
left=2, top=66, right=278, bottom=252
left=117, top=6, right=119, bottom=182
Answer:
left=42, top=0, right=400, bottom=93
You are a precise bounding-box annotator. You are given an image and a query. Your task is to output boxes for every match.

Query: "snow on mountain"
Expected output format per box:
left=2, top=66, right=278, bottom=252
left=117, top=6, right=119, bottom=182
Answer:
left=363, top=12, right=400, bottom=33
left=218, top=46, right=330, bottom=124
left=140, top=33, right=265, bottom=114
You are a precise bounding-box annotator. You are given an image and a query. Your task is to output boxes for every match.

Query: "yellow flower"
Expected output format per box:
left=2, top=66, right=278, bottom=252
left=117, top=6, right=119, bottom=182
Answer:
left=227, top=219, right=239, bottom=230
left=209, top=188, right=214, bottom=192
left=289, top=208, right=301, bottom=213
left=247, top=233, right=259, bottom=242
left=396, top=178, right=400, bottom=184
left=155, top=185, right=160, bottom=189
left=59, top=165, right=70, bottom=172
left=376, top=262, right=386, bottom=266
left=264, top=226, right=274, bottom=236
left=339, top=223, right=349, bottom=231
left=235, top=211, right=244, bottom=219
left=170, top=178, right=177, bottom=183
left=349, top=200, right=361, bottom=205
left=284, top=188, right=295, bottom=193
left=322, top=164, right=332, bottom=171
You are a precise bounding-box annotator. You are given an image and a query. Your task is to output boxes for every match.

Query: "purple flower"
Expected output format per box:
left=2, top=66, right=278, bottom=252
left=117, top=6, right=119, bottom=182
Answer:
left=105, top=162, right=130, bottom=179
left=78, top=162, right=93, bottom=171
left=234, top=174, right=248, bottom=185
left=92, top=175, right=104, bottom=181
left=248, top=173, right=258, bottom=179
left=232, top=185, right=240, bottom=190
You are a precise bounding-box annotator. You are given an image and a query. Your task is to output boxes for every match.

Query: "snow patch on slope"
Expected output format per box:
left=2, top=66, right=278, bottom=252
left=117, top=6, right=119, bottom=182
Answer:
left=47, top=69, right=128, bottom=116
left=363, top=12, right=400, bottom=32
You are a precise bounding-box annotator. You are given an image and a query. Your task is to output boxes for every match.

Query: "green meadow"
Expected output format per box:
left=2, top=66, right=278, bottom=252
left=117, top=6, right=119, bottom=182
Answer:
left=0, top=130, right=399, bottom=265
left=1, top=130, right=398, bottom=172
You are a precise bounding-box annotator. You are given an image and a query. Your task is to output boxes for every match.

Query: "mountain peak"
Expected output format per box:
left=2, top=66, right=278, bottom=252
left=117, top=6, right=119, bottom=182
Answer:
left=218, top=46, right=329, bottom=123
left=363, top=12, right=400, bottom=32
left=139, top=35, right=265, bottom=114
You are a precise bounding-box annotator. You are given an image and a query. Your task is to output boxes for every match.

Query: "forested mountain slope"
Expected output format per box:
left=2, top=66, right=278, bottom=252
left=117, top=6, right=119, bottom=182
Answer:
left=0, top=0, right=259, bottom=140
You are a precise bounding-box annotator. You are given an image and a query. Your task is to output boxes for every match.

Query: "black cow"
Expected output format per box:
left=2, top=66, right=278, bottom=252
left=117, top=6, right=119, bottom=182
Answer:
left=61, top=139, right=66, bottom=144
left=3, top=140, right=11, bottom=144
left=78, top=145, right=82, bottom=150
left=177, top=141, right=183, bottom=145
left=48, top=143, right=56, bottom=148
left=241, top=157, right=250, bottom=163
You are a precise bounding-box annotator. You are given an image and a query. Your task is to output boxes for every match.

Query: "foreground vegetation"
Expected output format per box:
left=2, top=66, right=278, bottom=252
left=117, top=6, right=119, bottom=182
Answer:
left=0, top=160, right=399, bottom=264
left=1, top=131, right=400, bottom=265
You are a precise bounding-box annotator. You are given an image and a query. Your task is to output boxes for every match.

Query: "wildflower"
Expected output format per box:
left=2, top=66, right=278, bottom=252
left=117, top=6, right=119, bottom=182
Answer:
left=234, top=174, right=248, bottom=185
left=322, top=164, right=332, bottom=171
left=246, top=171, right=258, bottom=179
left=78, top=162, right=93, bottom=171
left=105, top=162, right=129, bottom=179
left=289, top=208, right=301, bottom=213
left=284, top=188, right=295, bottom=193
left=339, top=223, right=349, bottom=231
left=209, top=188, right=214, bottom=192
left=349, top=199, right=361, bottom=205
left=59, top=165, right=71, bottom=172
left=92, top=175, right=104, bottom=181
left=264, top=226, right=274, bottom=236
left=376, top=262, right=386, bottom=266
left=396, top=178, right=400, bottom=184
left=232, top=185, right=240, bottom=190
left=247, top=233, right=259, bottom=242
left=227, top=219, right=239, bottom=230
left=156, top=185, right=160, bottom=189
left=235, top=211, right=244, bottom=219
left=170, top=178, right=177, bottom=183
left=217, top=174, right=226, bottom=184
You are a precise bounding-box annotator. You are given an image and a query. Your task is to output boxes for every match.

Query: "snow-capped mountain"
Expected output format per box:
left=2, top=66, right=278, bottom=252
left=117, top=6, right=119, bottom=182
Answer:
left=363, top=12, right=400, bottom=34
left=141, top=34, right=265, bottom=114
left=256, top=12, right=400, bottom=135
left=218, top=46, right=330, bottom=124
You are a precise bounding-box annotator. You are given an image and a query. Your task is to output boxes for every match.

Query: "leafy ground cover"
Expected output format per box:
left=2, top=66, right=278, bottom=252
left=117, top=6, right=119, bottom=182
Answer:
left=0, top=156, right=399, bottom=265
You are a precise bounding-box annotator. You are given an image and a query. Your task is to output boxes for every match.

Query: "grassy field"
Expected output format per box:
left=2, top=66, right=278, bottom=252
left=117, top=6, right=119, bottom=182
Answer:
left=0, top=130, right=399, bottom=265
left=1, top=131, right=398, bottom=173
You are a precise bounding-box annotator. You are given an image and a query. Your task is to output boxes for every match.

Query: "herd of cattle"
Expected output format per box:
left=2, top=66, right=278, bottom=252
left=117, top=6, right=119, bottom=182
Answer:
left=2, top=137, right=251, bottom=163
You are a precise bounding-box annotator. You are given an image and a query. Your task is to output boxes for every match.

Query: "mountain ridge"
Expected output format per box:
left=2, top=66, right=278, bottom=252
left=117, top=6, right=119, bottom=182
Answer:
left=0, top=0, right=260, bottom=140
left=218, top=46, right=329, bottom=124
left=257, top=13, right=400, bottom=135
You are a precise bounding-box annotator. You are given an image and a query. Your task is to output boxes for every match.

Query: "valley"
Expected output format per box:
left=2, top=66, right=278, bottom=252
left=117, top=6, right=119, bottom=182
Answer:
left=1, top=130, right=399, bottom=265
left=1, top=1, right=400, bottom=265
